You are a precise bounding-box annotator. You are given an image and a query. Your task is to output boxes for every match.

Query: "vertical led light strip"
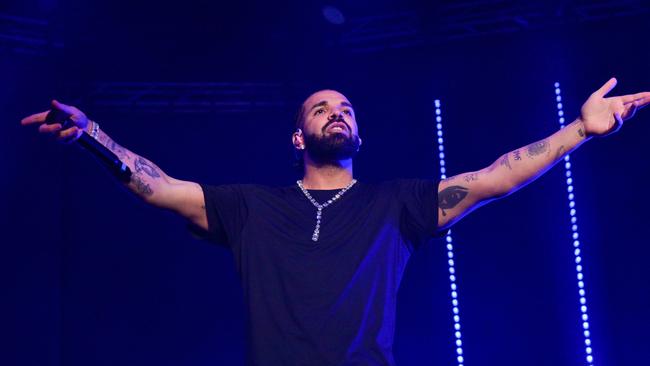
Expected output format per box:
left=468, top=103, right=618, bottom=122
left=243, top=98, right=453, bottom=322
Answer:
left=434, top=99, right=465, bottom=366
left=553, top=82, right=594, bottom=365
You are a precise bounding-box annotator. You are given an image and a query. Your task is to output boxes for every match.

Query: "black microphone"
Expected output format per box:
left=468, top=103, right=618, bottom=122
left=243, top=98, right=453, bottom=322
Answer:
left=45, top=109, right=132, bottom=183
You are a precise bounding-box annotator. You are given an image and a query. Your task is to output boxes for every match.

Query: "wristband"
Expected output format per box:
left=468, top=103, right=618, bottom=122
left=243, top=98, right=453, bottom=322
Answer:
left=90, top=120, right=100, bottom=140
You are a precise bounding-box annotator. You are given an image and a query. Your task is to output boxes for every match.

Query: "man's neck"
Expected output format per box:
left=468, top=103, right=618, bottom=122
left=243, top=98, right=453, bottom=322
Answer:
left=301, top=158, right=354, bottom=190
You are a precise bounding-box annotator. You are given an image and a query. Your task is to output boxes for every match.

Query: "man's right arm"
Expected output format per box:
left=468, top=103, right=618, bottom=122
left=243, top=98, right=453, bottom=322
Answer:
left=21, top=100, right=208, bottom=231
left=92, top=122, right=208, bottom=230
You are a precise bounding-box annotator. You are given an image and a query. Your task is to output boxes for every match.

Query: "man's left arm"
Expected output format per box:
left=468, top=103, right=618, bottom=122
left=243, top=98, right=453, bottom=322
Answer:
left=437, top=78, right=650, bottom=230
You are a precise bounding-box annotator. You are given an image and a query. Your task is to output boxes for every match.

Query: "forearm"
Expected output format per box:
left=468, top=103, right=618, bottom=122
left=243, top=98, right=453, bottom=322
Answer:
left=86, top=120, right=177, bottom=208
left=487, top=119, right=590, bottom=196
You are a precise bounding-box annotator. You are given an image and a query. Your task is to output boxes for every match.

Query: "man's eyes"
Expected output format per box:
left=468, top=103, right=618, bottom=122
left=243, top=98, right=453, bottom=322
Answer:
left=313, top=108, right=353, bottom=116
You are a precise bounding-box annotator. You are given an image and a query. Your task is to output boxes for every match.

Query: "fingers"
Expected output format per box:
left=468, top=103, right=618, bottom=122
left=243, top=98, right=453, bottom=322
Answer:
left=20, top=111, right=49, bottom=125
left=38, top=123, right=62, bottom=134
left=614, top=110, right=624, bottom=125
left=627, top=95, right=650, bottom=110
left=621, top=92, right=650, bottom=104
left=36, top=122, right=81, bottom=143
left=55, top=126, right=82, bottom=143
left=620, top=103, right=636, bottom=121
left=51, top=99, right=77, bottom=115
left=595, top=77, right=617, bottom=98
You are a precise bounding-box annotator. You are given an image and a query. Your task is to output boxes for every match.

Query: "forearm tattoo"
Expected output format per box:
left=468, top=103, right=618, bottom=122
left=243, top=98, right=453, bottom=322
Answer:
left=95, top=129, right=160, bottom=198
left=438, top=185, right=469, bottom=217
left=108, top=140, right=127, bottom=160
left=131, top=174, right=153, bottom=196
left=577, top=127, right=586, bottom=138
left=525, top=139, right=550, bottom=158
left=135, top=157, right=161, bottom=178
left=99, top=133, right=128, bottom=161
left=513, top=150, right=522, bottom=161
left=500, top=154, right=513, bottom=170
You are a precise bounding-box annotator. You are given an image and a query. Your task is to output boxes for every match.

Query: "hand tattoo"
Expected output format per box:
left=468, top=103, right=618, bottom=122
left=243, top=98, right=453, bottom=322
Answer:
left=135, top=157, right=161, bottom=178
left=525, top=139, right=550, bottom=158
left=439, top=185, right=469, bottom=217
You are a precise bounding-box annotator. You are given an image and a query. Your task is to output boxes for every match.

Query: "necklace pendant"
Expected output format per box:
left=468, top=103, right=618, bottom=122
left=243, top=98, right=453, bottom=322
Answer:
left=312, top=208, right=322, bottom=241
left=297, top=179, right=357, bottom=243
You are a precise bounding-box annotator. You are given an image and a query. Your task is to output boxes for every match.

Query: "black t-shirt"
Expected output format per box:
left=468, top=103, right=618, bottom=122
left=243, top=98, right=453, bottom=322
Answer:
left=197, top=179, right=444, bottom=366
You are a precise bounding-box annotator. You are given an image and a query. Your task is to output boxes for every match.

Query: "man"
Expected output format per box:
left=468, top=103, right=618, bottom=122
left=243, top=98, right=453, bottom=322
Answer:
left=21, top=79, right=649, bottom=365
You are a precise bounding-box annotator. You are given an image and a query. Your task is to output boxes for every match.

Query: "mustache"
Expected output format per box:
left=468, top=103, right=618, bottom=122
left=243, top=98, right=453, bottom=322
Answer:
left=322, top=117, right=351, bottom=133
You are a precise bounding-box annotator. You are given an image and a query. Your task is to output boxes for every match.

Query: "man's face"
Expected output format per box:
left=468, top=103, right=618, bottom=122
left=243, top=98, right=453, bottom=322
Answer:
left=294, top=90, right=362, bottom=163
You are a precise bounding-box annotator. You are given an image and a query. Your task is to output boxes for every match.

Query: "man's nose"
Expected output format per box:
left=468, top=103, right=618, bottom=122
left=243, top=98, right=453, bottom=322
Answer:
left=328, top=110, right=344, bottom=120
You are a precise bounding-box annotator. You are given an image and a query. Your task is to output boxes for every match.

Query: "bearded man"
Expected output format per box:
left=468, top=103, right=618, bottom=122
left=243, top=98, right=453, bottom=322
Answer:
left=21, top=80, right=649, bottom=365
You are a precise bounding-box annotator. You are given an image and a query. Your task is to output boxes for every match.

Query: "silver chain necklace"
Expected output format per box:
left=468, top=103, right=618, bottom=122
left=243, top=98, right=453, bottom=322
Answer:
left=296, top=179, right=358, bottom=242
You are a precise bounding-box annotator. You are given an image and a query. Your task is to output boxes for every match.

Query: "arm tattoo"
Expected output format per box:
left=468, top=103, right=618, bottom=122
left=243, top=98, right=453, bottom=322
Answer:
left=131, top=174, right=153, bottom=196
left=464, top=173, right=479, bottom=183
left=577, top=128, right=585, bottom=138
left=105, top=136, right=128, bottom=160
left=438, top=185, right=469, bottom=217
left=513, top=150, right=522, bottom=161
left=525, top=139, right=550, bottom=158
left=135, top=157, right=161, bottom=178
left=499, top=154, right=512, bottom=170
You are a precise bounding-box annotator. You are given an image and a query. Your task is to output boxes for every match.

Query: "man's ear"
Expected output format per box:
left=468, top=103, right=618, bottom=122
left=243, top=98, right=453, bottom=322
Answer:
left=292, top=128, right=304, bottom=150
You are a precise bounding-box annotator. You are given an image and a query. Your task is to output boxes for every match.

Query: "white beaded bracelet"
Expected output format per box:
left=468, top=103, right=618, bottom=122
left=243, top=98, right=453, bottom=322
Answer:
left=90, top=120, right=100, bottom=140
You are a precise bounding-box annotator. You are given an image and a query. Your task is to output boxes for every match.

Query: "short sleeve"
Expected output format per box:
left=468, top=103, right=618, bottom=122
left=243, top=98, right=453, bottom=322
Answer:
left=189, top=184, right=248, bottom=248
left=397, top=179, right=446, bottom=247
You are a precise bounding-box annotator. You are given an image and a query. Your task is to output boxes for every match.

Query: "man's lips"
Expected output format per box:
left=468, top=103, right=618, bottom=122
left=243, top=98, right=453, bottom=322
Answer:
left=325, top=121, right=350, bottom=133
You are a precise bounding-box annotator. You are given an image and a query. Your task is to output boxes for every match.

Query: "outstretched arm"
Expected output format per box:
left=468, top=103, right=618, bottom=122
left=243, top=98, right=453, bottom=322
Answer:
left=21, top=100, right=208, bottom=230
left=437, top=78, right=650, bottom=230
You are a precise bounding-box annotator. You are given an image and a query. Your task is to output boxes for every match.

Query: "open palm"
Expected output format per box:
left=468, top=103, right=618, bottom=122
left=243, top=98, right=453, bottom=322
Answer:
left=580, top=78, right=650, bottom=137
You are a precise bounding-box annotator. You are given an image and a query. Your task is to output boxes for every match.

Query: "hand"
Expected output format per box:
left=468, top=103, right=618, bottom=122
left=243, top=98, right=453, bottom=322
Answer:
left=579, top=78, right=650, bottom=138
left=20, top=100, right=90, bottom=143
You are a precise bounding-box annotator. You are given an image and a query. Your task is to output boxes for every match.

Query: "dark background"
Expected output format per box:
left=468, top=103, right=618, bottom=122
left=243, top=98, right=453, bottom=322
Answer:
left=3, top=0, right=649, bottom=365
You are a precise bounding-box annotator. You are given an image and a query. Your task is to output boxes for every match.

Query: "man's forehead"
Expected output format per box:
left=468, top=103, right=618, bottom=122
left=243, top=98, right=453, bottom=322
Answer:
left=303, top=90, right=351, bottom=108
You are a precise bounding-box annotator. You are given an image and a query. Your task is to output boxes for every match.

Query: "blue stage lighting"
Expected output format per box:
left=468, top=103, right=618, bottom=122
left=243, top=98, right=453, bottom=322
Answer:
left=554, top=82, right=595, bottom=365
left=434, top=99, right=466, bottom=365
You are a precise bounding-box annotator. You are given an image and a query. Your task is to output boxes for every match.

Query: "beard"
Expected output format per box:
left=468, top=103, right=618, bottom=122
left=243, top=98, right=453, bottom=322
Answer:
left=303, top=131, right=361, bottom=164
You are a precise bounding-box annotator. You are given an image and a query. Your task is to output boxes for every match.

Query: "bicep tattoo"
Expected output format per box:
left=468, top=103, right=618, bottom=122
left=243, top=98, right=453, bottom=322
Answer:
left=464, top=173, right=479, bottom=183
left=438, top=185, right=469, bottom=217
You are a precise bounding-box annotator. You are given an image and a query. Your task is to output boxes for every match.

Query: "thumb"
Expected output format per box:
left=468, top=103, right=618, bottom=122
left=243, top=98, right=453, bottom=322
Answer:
left=51, top=99, right=76, bottom=115
left=595, top=77, right=617, bottom=98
